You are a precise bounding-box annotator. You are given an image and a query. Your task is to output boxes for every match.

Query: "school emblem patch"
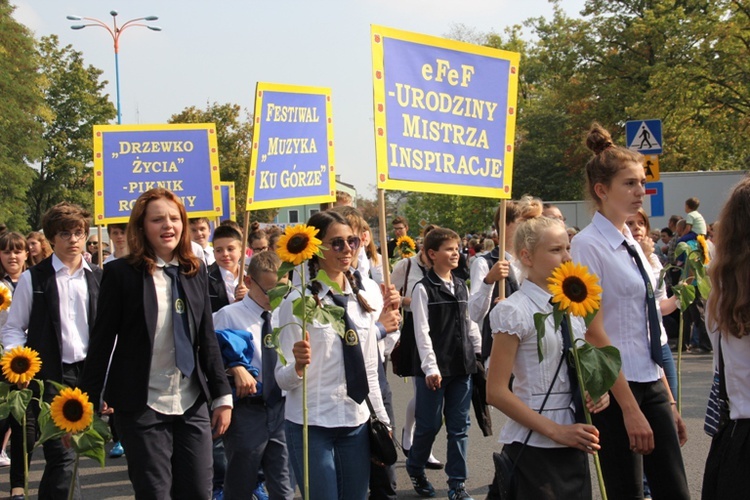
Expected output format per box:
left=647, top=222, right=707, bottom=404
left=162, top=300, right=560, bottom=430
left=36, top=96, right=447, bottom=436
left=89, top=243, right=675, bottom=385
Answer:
left=264, top=334, right=274, bottom=349
left=175, top=298, right=185, bottom=314
left=345, top=329, right=358, bottom=346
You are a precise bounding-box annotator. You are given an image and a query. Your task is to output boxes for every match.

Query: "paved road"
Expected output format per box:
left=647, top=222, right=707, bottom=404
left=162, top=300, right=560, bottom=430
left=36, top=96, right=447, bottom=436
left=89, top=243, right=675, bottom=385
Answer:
left=0, top=351, right=713, bottom=499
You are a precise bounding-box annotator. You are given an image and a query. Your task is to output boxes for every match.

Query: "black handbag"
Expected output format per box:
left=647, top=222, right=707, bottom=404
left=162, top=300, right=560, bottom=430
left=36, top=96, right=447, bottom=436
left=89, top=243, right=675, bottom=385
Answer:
left=487, top=348, right=567, bottom=500
left=365, top=396, right=397, bottom=466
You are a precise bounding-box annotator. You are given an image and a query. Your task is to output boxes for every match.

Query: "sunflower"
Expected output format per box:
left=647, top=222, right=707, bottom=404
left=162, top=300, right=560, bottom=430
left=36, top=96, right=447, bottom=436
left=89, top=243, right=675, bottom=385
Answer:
left=1, top=346, right=42, bottom=384
left=50, top=387, right=94, bottom=434
left=396, top=235, right=416, bottom=257
left=547, top=262, right=603, bottom=317
left=696, top=234, right=710, bottom=265
left=0, top=283, right=11, bottom=312
left=276, top=224, right=322, bottom=266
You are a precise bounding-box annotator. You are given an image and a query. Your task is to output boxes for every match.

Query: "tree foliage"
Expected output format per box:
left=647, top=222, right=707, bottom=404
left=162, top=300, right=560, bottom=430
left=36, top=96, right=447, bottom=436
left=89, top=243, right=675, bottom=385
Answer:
left=26, top=35, right=116, bottom=230
left=0, top=1, right=46, bottom=230
left=168, top=103, right=277, bottom=225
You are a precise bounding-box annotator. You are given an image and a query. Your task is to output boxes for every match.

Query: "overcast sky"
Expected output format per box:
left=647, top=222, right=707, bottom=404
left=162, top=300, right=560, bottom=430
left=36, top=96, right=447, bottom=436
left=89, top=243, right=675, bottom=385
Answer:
left=12, top=0, right=586, bottom=198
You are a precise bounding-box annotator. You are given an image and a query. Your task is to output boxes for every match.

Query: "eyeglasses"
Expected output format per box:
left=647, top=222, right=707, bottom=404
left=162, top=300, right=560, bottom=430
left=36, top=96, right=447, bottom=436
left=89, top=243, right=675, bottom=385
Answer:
left=327, top=236, right=361, bottom=253
left=251, top=246, right=268, bottom=253
left=87, top=241, right=98, bottom=246
left=58, top=230, right=87, bottom=241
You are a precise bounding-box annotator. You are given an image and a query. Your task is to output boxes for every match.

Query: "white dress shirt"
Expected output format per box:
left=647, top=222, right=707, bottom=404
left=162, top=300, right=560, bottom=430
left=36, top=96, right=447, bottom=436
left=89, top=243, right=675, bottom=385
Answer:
left=708, top=313, right=750, bottom=420
left=2, top=255, right=90, bottom=363
left=468, top=250, right=515, bottom=324
left=148, top=258, right=232, bottom=415
left=275, top=273, right=389, bottom=428
left=571, top=212, right=663, bottom=383
left=490, top=279, right=584, bottom=448
left=219, top=267, right=239, bottom=305
left=411, top=274, right=481, bottom=377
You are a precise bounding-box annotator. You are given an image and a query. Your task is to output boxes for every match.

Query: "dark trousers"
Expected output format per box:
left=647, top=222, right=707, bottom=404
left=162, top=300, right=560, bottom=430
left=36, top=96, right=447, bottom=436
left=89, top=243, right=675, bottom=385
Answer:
left=115, top=398, right=213, bottom=500
left=37, top=362, right=84, bottom=500
left=369, top=358, right=397, bottom=500
left=593, top=380, right=689, bottom=500
left=703, top=418, right=750, bottom=500
left=8, top=398, right=36, bottom=489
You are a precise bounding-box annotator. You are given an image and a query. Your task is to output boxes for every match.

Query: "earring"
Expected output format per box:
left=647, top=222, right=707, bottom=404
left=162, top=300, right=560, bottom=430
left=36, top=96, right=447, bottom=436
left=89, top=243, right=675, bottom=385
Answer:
left=603, top=195, right=608, bottom=201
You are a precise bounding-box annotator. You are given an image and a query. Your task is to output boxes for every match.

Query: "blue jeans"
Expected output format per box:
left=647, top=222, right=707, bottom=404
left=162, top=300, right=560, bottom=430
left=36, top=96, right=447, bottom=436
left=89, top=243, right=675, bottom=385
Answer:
left=407, top=374, right=472, bottom=488
left=661, top=343, right=677, bottom=400
left=285, top=421, right=370, bottom=500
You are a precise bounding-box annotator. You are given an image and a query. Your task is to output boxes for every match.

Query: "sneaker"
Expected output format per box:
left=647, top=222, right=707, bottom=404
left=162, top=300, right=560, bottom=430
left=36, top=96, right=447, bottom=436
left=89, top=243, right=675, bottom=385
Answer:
left=109, top=441, right=124, bottom=458
left=410, top=474, right=435, bottom=497
left=0, top=450, right=10, bottom=467
left=252, top=481, right=269, bottom=500
left=425, top=456, right=444, bottom=470
left=448, top=483, right=474, bottom=500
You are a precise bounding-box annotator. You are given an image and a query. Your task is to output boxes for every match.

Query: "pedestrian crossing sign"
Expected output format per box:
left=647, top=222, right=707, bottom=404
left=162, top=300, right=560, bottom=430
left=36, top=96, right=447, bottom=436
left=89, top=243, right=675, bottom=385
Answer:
left=626, top=119, right=662, bottom=155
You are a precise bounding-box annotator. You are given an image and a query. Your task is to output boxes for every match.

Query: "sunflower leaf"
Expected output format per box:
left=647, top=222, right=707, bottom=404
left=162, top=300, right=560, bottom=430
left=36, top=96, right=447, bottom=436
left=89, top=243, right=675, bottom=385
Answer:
left=268, top=282, right=292, bottom=310
left=673, top=284, right=695, bottom=311
left=574, top=340, right=621, bottom=401
left=314, top=270, right=343, bottom=295
left=311, top=304, right=346, bottom=338
left=46, top=380, right=68, bottom=393
left=584, top=309, right=598, bottom=328
left=0, top=403, right=9, bottom=420
left=292, top=295, right=316, bottom=321
left=270, top=326, right=288, bottom=366
left=277, top=261, right=296, bottom=280
left=8, top=389, right=32, bottom=423
left=553, top=308, right=564, bottom=334
left=534, top=312, right=550, bottom=362
left=0, top=383, right=9, bottom=401
left=72, top=428, right=107, bottom=467
left=36, top=409, right=66, bottom=447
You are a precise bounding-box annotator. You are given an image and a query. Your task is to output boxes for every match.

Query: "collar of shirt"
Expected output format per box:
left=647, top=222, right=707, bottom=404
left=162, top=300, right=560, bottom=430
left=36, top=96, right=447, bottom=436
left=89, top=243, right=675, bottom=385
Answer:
left=219, top=266, right=238, bottom=283
left=154, top=256, right=180, bottom=269
left=592, top=211, right=636, bottom=249
left=51, top=253, right=91, bottom=276
left=520, top=279, right=554, bottom=313
left=314, top=269, right=354, bottom=299
left=240, top=291, right=267, bottom=316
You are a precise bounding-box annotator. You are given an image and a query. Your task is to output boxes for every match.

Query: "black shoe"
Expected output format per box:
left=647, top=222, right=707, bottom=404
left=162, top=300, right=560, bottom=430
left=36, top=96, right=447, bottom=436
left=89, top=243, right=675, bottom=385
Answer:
left=401, top=428, right=409, bottom=457
left=410, top=474, right=435, bottom=498
left=425, top=458, right=444, bottom=470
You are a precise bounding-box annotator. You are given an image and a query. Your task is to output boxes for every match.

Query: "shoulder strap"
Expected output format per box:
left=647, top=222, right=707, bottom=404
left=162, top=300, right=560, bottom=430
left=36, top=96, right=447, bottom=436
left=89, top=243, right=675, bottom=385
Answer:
left=718, top=336, right=727, bottom=402
left=400, top=257, right=413, bottom=297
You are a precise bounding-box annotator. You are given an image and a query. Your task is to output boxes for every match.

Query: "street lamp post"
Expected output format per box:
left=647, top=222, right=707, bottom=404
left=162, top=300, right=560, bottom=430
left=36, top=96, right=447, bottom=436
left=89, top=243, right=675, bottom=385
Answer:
left=67, top=11, right=161, bottom=124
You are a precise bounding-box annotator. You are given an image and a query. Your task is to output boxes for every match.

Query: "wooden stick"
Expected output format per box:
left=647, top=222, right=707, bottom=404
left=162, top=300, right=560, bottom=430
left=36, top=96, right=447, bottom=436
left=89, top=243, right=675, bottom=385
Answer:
left=377, top=189, right=392, bottom=292
left=497, top=200, right=507, bottom=300
left=97, top=226, right=104, bottom=267
left=238, top=211, right=250, bottom=285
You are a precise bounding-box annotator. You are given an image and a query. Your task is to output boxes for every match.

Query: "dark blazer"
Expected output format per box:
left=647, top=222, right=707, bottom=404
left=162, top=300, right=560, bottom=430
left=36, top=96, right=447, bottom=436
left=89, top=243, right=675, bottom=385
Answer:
left=27, top=256, right=102, bottom=385
left=79, top=258, right=231, bottom=412
left=207, top=262, right=230, bottom=313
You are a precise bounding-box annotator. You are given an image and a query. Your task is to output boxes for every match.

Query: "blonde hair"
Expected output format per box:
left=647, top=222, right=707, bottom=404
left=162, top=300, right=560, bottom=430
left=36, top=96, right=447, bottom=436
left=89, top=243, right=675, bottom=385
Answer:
left=513, top=217, right=566, bottom=269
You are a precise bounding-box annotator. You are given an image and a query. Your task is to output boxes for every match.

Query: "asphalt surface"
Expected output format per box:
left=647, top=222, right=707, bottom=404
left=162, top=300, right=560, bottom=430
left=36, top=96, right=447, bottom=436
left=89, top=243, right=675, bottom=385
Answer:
left=0, top=350, right=713, bottom=499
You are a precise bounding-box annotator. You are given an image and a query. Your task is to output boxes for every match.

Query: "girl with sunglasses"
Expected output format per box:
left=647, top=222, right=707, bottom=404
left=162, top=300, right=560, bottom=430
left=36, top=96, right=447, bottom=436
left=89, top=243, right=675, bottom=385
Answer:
left=275, top=210, right=400, bottom=500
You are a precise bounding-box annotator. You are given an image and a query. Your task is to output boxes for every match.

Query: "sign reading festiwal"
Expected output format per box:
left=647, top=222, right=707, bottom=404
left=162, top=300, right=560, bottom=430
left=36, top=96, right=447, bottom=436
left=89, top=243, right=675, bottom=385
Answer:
left=371, top=25, right=520, bottom=199
left=93, top=123, right=222, bottom=224
left=246, top=83, right=336, bottom=211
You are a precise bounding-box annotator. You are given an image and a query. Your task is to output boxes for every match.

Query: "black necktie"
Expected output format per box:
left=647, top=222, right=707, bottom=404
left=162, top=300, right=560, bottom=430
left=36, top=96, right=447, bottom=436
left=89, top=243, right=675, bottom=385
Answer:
left=559, top=312, right=584, bottom=422
left=623, top=242, right=664, bottom=367
left=329, top=293, right=369, bottom=404
left=163, top=266, right=195, bottom=377
left=261, top=310, right=282, bottom=406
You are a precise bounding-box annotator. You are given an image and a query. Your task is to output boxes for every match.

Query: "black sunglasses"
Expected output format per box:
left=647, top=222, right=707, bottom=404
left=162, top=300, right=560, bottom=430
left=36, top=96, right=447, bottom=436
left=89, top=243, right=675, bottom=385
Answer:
left=327, top=236, right=361, bottom=253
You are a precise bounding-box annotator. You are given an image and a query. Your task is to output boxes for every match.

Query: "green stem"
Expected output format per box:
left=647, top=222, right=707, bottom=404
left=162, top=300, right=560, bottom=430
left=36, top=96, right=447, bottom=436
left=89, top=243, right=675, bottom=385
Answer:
left=23, top=412, right=28, bottom=499
left=67, top=454, right=79, bottom=500
left=566, top=312, right=608, bottom=500
left=676, top=311, right=684, bottom=413
left=299, top=265, right=309, bottom=500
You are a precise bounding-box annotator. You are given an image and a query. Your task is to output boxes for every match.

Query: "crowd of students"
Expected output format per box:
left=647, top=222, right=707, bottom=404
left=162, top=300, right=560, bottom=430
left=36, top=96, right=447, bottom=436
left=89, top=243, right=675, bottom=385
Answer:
left=0, top=121, right=746, bottom=500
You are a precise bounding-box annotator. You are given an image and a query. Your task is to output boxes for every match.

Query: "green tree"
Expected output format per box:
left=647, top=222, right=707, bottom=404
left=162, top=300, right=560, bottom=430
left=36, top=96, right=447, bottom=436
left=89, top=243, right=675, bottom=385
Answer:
left=26, top=35, right=116, bottom=230
left=401, top=192, right=497, bottom=237
left=168, top=103, right=277, bottom=224
left=0, top=1, right=46, bottom=230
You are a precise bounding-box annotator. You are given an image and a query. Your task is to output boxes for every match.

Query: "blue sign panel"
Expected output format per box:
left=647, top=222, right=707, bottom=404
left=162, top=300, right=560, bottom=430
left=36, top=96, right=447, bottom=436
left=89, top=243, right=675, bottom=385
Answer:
left=645, top=182, right=664, bottom=217
left=626, top=119, right=663, bottom=155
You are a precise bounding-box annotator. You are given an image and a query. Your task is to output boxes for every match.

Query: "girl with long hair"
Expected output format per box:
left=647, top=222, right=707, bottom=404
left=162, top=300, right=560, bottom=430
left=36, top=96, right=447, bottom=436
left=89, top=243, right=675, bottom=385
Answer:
left=25, top=231, right=52, bottom=267
left=80, top=188, right=232, bottom=499
left=570, top=123, right=689, bottom=499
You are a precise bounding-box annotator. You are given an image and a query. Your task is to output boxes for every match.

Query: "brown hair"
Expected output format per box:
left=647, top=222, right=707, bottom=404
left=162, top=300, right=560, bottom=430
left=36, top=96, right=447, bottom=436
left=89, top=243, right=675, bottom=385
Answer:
left=361, top=220, right=380, bottom=265
left=41, top=202, right=90, bottom=241
left=686, top=197, right=700, bottom=211
left=392, top=216, right=408, bottom=228
left=422, top=227, right=460, bottom=265
left=126, top=188, right=200, bottom=276
left=708, top=176, right=750, bottom=338
left=248, top=221, right=268, bottom=246
left=493, top=200, right=521, bottom=233
left=26, top=231, right=53, bottom=265
left=0, top=232, right=29, bottom=277
left=329, top=205, right=364, bottom=235
left=107, top=223, right=127, bottom=235
left=584, top=122, right=644, bottom=206
left=249, top=249, right=281, bottom=281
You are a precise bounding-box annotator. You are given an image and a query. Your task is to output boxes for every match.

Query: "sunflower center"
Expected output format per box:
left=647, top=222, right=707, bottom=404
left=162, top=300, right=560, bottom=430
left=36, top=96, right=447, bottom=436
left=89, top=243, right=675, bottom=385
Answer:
left=10, top=357, right=30, bottom=374
left=0, top=296, right=5, bottom=306
left=62, top=400, right=84, bottom=422
left=562, top=277, right=588, bottom=303
left=287, top=234, right=310, bottom=254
